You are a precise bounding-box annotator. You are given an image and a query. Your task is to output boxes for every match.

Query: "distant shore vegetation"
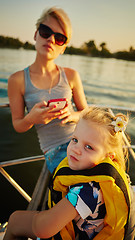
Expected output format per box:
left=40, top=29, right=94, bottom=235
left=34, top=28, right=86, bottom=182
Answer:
left=0, top=35, right=135, bottom=61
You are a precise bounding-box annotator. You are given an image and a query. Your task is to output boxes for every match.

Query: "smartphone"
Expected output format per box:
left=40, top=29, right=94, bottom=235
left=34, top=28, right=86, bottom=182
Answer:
left=47, top=98, right=67, bottom=112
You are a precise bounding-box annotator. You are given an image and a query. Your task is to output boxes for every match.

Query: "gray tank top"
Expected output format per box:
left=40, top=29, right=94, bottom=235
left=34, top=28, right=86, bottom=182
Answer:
left=24, top=66, right=76, bottom=152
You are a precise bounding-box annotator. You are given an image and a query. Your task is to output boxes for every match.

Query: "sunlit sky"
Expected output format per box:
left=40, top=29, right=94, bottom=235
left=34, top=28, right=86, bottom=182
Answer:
left=0, top=0, right=135, bottom=52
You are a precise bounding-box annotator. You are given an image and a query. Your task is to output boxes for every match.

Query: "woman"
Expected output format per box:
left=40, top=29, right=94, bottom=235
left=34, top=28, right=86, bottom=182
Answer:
left=8, top=7, right=88, bottom=173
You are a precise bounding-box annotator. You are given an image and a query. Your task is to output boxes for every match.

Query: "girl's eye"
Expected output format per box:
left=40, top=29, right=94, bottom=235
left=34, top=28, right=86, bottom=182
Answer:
left=85, top=144, right=93, bottom=150
left=72, top=137, right=78, bottom=143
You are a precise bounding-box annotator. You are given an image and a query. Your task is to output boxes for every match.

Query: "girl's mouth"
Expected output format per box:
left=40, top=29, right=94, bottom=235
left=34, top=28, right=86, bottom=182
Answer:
left=70, top=155, right=79, bottom=162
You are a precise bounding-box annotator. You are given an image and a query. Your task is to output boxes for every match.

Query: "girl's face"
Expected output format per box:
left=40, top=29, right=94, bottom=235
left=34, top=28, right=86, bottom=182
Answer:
left=34, top=16, right=67, bottom=60
left=67, top=119, right=108, bottom=170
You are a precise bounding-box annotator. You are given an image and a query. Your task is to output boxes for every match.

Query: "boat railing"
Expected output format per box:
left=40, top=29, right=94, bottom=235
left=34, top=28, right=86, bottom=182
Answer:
left=0, top=155, right=45, bottom=203
left=1, top=102, right=135, bottom=112
left=0, top=102, right=135, bottom=205
left=0, top=103, right=9, bottom=108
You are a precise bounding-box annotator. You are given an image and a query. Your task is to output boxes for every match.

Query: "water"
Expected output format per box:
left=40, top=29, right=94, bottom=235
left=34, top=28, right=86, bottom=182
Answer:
left=1, top=48, right=135, bottom=108
left=1, top=48, right=135, bottom=137
left=0, top=48, right=135, bottom=222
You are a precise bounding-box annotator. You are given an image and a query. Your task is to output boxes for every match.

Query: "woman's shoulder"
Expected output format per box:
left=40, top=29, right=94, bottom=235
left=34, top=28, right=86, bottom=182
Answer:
left=8, top=70, right=25, bottom=91
left=63, top=67, right=79, bottom=77
left=62, top=67, right=81, bottom=87
left=8, top=70, right=24, bottom=82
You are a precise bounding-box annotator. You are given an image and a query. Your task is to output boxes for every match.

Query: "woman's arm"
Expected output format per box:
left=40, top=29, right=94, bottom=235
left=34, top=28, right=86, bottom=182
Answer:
left=8, top=71, right=62, bottom=133
left=58, top=68, right=88, bottom=124
left=69, top=69, right=88, bottom=110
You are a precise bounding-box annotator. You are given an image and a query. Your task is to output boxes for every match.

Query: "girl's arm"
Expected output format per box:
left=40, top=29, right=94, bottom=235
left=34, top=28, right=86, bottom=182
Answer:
left=58, top=68, right=88, bottom=124
left=8, top=71, right=62, bottom=133
left=3, top=198, right=78, bottom=240
left=33, top=197, right=78, bottom=238
left=3, top=211, right=37, bottom=240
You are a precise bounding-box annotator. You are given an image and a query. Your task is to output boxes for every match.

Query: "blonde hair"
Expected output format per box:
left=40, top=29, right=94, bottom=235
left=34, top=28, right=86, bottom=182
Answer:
left=36, top=7, right=72, bottom=43
left=81, top=106, right=130, bottom=170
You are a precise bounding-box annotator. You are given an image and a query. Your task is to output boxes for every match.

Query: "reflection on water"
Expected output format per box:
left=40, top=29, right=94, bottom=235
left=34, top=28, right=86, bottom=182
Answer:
left=56, top=54, right=135, bottom=108
left=0, top=48, right=36, bottom=79
left=0, top=48, right=135, bottom=108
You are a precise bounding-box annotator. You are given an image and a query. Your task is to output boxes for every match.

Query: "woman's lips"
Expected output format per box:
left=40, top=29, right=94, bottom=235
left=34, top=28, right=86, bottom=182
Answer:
left=43, top=44, right=53, bottom=51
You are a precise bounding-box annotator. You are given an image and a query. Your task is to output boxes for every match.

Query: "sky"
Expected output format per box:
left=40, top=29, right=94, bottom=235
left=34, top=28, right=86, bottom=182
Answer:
left=0, top=0, right=135, bottom=53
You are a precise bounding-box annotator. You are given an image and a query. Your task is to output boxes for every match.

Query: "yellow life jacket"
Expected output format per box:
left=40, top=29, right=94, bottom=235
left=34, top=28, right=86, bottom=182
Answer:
left=47, top=157, right=131, bottom=240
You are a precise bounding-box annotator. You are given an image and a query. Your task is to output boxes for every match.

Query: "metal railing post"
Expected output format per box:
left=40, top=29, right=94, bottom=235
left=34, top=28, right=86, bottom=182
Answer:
left=0, top=167, right=31, bottom=202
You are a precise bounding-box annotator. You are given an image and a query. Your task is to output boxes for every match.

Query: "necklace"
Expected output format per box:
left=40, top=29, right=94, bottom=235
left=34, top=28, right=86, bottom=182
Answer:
left=48, top=65, right=58, bottom=94
left=48, top=77, right=53, bottom=94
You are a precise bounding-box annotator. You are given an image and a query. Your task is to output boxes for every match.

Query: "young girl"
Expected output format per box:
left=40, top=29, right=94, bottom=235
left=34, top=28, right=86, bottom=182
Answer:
left=8, top=7, right=87, bottom=173
left=3, top=106, right=133, bottom=240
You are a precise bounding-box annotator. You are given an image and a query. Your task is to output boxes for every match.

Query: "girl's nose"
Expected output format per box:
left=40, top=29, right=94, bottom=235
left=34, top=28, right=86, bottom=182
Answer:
left=73, top=144, right=82, bottom=155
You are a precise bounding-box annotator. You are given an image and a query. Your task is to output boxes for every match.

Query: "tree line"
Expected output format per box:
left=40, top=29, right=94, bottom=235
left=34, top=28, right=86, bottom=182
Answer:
left=0, top=35, right=35, bottom=50
left=0, top=35, right=135, bottom=61
left=65, top=40, right=135, bottom=61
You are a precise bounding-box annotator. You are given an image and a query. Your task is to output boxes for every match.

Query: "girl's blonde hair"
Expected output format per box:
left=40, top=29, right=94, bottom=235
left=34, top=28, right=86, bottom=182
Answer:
left=36, top=7, right=72, bottom=43
left=81, top=106, right=130, bottom=170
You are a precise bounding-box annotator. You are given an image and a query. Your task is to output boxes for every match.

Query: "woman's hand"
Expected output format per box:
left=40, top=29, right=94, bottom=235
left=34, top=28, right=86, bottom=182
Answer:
left=57, top=105, right=81, bottom=124
left=27, top=101, right=62, bottom=125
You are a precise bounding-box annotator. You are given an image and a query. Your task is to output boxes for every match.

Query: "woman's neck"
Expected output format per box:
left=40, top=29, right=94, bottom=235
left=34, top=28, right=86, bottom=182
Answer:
left=31, top=58, right=56, bottom=76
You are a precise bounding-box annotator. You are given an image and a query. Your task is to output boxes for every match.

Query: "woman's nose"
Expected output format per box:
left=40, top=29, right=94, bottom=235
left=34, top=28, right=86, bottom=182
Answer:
left=47, top=34, right=55, bottom=43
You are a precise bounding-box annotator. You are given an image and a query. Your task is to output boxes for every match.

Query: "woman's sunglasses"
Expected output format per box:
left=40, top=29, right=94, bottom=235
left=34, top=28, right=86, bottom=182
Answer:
left=38, top=24, right=67, bottom=46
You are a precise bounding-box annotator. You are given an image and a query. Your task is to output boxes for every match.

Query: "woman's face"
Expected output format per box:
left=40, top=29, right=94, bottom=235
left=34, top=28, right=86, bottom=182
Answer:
left=34, top=16, right=67, bottom=60
left=67, top=119, right=108, bottom=171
